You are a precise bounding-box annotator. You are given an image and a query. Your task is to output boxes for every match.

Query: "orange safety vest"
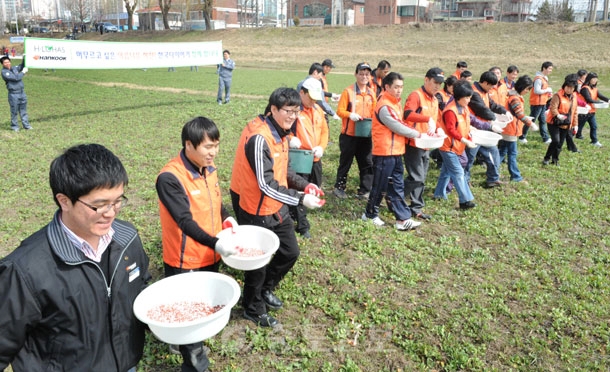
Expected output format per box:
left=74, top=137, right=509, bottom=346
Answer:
left=340, top=83, right=376, bottom=136
left=529, top=75, right=551, bottom=106
left=504, top=94, right=526, bottom=138
left=495, top=80, right=509, bottom=107
left=580, top=86, right=599, bottom=114
left=159, top=154, right=221, bottom=269
left=372, top=91, right=406, bottom=156
left=230, top=115, right=288, bottom=216
left=293, top=104, right=328, bottom=162
left=404, top=88, right=440, bottom=148
left=472, top=83, right=492, bottom=121
left=546, top=90, right=577, bottom=127
left=439, top=99, right=471, bottom=155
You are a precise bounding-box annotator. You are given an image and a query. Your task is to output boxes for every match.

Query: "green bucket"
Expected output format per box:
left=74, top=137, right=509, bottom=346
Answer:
left=354, top=119, right=372, bottom=137
left=289, top=149, right=314, bottom=174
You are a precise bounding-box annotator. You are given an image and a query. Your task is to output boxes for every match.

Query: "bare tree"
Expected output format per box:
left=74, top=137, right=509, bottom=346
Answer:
left=158, top=0, right=171, bottom=29
left=202, top=0, right=212, bottom=30
left=124, top=0, right=137, bottom=29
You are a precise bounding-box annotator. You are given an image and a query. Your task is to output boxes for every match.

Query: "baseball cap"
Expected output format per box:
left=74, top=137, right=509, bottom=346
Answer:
left=322, top=59, right=335, bottom=68
left=301, top=77, right=323, bottom=101
left=356, top=62, right=372, bottom=72
left=425, top=68, right=445, bottom=83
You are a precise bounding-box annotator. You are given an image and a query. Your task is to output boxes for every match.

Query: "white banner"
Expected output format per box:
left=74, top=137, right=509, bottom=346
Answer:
left=23, top=38, right=223, bottom=69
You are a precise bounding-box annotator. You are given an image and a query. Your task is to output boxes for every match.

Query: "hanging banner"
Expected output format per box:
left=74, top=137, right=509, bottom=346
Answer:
left=23, top=38, right=223, bottom=69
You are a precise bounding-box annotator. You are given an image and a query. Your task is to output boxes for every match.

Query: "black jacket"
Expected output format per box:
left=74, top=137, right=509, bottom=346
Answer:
left=0, top=211, right=151, bottom=372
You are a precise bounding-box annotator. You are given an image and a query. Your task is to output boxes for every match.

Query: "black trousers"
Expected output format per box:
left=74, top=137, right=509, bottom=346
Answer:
left=334, top=133, right=373, bottom=194
left=544, top=125, right=568, bottom=162
left=230, top=191, right=300, bottom=315
left=164, top=263, right=219, bottom=372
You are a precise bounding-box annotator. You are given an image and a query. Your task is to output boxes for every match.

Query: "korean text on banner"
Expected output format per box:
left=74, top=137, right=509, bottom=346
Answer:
left=23, top=38, right=223, bottom=69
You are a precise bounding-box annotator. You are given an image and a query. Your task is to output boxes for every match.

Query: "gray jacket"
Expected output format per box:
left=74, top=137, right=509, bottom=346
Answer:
left=218, top=58, right=234, bottom=79
left=2, top=61, right=26, bottom=93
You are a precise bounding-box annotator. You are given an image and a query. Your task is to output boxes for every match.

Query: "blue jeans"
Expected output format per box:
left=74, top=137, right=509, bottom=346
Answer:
left=434, top=151, right=474, bottom=204
left=577, top=113, right=598, bottom=143
left=465, top=144, right=501, bottom=184
left=365, top=155, right=411, bottom=221
left=217, top=77, right=232, bottom=103
left=498, top=140, right=523, bottom=182
left=522, top=105, right=549, bottom=142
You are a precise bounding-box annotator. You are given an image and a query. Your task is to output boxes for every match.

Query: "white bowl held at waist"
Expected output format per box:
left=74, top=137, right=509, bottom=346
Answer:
left=216, top=225, right=280, bottom=271
left=133, top=271, right=240, bottom=345
left=592, top=101, right=609, bottom=109
left=471, top=129, right=502, bottom=147
left=414, top=134, right=446, bottom=149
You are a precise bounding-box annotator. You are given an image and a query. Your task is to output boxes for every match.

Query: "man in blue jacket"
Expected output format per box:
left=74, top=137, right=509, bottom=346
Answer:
left=0, top=144, right=151, bottom=372
left=1, top=55, right=31, bottom=131
left=217, top=49, right=235, bottom=105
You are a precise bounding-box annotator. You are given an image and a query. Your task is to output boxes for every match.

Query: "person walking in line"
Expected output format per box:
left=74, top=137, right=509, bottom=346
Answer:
left=156, top=117, right=238, bottom=372
left=576, top=72, right=608, bottom=147
left=0, top=144, right=151, bottom=372
left=362, top=71, right=422, bottom=231
left=1, top=55, right=31, bottom=131
left=333, top=62, right=377, bottom=199
left=217, top=49, right=235, bottom=105
left=370, top=60, right=391, bottom=98
left=520, top=61, right=553, bottom=144
left=230, top=87, right=324, bottom=328
left=543, top=76, right=578, bottom=166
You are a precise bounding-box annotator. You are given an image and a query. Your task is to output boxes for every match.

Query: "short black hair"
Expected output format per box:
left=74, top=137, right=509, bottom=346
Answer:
left=444, top=75, right=458, bottom=93
left=479, top=70, right=499, bottom=85
left=577, top=69, right=588, bottom=78
left=584, top=72, right=598, bottom=86
left=460, top=70, right=472, bottom=80
left=514, top=75, right=533, bottom=94
left=308, top=63, right=324, bottom=75
left=265, top=87, right=301, bottom=116
left=453, top=80, right=474, bottom=101
left=457, top=61, right=468, bottom=68
left=376, top=60, right=391, bottom=69
left=50, top=144, right=128, bottom=207
left=182, top=116, right=220, bottom=149
left=223, top=49, right=230, bottom=55
left=541, top=61, right=553, bottom=70
left=382, top=72, right=403, bottom=89
left=507, top=65, right=519, bottom=74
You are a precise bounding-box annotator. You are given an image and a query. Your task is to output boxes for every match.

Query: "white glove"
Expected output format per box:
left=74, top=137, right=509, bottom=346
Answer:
left=461, top=138, right=477, bottom=149
left=427, top=118, right=436, bottom=135
left=332, top=113, right=340, bottom=120
left=436, top=128, right=446, bottom=137
left=302, top=194, right=324, bottom=209
left=289, top=136, right=302, bottom=149
left=491, top=124, right=504, bottom=134
left=349, top=113, right=362, bottom=122
left=22, top=67, right=28, bottom=74
left=546, top=88, right=553, bottom=94
left=556, top=114, right=567, bottom=121
left=331, top=93, right=340, bottom=102
left=504, top=112, right=513, bottom=121
left=312, top=146, right=324, bottom=158
left=530, top=123, right=539, bottom=131
left=214, top=237, right=237, bottom=256
left=585, top=104, right=591, bottom=111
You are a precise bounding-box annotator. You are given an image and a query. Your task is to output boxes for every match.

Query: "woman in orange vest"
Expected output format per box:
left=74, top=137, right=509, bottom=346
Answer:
left=433, top=80, right=477, bottom=209
left=576, top=72, right=609, bottom=147
left=333, top=62, right=377, bottom=199
left=543, top=76, right=578, bottom=166
left=499, top=75, right=538, bottom=183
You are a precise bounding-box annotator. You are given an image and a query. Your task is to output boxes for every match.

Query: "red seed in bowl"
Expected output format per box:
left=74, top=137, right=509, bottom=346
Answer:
left=147, top=301, right=225, bottom=323
left=235, top=246, right=265, bottom=257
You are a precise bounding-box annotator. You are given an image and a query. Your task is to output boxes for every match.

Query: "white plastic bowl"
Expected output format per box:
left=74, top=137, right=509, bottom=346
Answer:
left=593, top=102, right=609, bottom=109
left=414, top=134, right=446, bottom=149
left=133, top=272, right=240, bottom=344
left=577, top=107, right=590, bottom=115
left=471, top=130, right=502, bottom=147
left=216, top=225, right=279, bottom=271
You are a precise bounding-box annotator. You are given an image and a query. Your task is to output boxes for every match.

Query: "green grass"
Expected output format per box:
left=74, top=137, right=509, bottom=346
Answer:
left=2, top=31, right=610, bottom=371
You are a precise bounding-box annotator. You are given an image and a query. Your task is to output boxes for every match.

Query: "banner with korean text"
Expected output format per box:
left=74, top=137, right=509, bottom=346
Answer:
left=23, top=38, right=223, bottom=69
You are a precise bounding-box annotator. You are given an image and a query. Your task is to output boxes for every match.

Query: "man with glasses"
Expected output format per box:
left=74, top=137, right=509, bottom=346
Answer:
left=0, top=144, right=151, bottom=372
left=230, top=87, right=324, bottom=328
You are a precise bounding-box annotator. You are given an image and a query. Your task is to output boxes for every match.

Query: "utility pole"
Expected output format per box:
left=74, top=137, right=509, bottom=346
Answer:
left=604, top=0, right=608, bottom=20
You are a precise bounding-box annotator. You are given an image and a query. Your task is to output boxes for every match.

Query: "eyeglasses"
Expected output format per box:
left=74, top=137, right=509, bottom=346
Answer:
left=280, top=108, right=300, bottom=117
left=77, top=196, right=128, bottom=214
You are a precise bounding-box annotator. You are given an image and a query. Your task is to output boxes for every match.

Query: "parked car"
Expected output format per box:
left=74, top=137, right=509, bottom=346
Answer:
left=101, top=22, right=118, bottom=32
left=30, top=26, right=50, bottom=33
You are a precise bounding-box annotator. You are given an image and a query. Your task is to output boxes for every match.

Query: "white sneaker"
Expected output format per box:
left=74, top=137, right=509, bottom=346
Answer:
left=544, top=138, right=552, bottom=144
left=361, top=213, right=385, bottom=226
left=518, top=138, right=528, bottom=144
left=395, top=219, right=421, bottom=231
left=592, top=141, right=603, bottom=147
